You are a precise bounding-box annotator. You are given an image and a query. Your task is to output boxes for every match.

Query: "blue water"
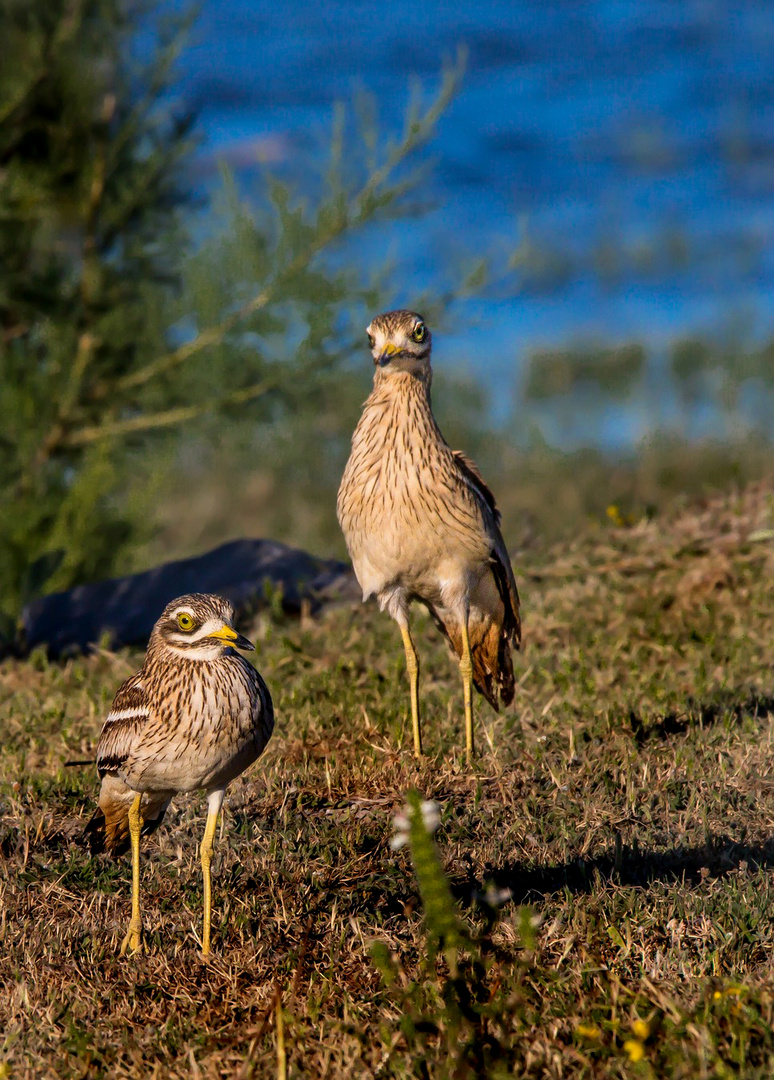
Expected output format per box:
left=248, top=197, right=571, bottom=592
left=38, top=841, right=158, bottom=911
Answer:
left=171, top=0, right=774, bottom=439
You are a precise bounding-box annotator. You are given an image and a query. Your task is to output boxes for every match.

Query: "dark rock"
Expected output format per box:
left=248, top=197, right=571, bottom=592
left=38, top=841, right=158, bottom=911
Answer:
left=20, top=539, right=358, bottom=657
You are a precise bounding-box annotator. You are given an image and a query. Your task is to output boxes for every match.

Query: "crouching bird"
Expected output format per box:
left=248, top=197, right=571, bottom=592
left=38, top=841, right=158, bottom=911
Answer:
left=337, top=310, right=521, bottom=762
left=85, top=593, right=273, bottom=956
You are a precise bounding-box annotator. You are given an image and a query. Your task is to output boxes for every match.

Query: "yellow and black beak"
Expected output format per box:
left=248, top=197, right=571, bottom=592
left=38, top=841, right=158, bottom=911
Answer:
left=376, top=341, right=400, bottom=367
left=208, top=624, right=255, bottom=651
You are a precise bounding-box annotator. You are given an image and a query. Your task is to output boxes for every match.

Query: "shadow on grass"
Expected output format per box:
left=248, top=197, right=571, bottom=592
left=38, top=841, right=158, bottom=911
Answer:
left=627, top=691, right=774, bottom=746
left=464, top=834, right=774, bottom=907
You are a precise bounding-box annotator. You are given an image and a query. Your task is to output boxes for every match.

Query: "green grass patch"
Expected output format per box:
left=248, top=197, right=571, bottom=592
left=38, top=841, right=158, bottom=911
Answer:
left=2, top=483, right=774, bottom=1076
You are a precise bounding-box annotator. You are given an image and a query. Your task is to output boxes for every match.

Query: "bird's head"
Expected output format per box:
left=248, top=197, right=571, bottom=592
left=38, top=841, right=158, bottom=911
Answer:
left=367, top=310, right=432, bottom=383
left=151, top=593, right=255, bottom=660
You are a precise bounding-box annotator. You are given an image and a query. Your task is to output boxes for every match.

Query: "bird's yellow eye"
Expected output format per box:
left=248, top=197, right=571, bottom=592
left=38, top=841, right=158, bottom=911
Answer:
left=412, top=323, right=426, bottom=343
left=177, top=612, right=194, bottom=631
left=367, top=332, right=375, bottom=348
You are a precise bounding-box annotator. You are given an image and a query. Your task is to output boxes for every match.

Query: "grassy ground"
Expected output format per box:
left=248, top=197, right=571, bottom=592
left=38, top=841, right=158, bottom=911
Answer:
left=2, top=481, right=774, bottom=1077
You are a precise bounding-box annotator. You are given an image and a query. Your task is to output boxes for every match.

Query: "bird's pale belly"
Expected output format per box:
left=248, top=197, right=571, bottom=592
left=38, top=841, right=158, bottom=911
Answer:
left=126, top=727, right=262, bottom=794
left=353, top=520, right=487, bottom=608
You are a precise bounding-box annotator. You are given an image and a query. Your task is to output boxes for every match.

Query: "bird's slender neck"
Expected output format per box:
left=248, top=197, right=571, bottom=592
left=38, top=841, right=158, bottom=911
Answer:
left=369, top=368, right=433, bottom=411
left=353, top=368, right=448, bottom=461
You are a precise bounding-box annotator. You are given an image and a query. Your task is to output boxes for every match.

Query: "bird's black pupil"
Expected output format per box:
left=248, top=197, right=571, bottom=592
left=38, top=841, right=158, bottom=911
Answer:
left=414, top=325, right=424, bottom=341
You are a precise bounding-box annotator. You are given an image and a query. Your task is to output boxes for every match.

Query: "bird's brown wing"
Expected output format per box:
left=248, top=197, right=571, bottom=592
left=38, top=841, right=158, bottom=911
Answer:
left=452, top=449, right=521, bottom=647
left=86, top=671, right=171, bottom=855
left=489, top=547, right=521, bottom=647
left=452, top=450, right=501, bottom=524
left=95, top=671, right=150, bottom=777
left=445, top=448, right=522, bottom=710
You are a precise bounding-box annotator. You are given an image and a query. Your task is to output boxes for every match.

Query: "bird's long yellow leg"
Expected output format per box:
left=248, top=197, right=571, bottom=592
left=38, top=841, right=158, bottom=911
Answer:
left=398, top=621, right=422, bottom=757
left=120, top=793, right=143, bottom=956
left=460, top=617, right=474, bottom=764
left=201, top=789, right=225, bottom=956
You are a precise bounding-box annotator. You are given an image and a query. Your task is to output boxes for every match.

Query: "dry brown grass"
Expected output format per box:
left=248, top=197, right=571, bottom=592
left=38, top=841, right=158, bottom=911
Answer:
left=2, top=482, right=774, bottom=1077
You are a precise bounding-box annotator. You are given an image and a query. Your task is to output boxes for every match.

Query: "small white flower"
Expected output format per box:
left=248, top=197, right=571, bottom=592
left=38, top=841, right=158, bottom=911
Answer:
left=390, top=812, right=410, bottom=850
left=419, top=799, right=441, bottom=834
left=390, top=799, right=441, bottom=850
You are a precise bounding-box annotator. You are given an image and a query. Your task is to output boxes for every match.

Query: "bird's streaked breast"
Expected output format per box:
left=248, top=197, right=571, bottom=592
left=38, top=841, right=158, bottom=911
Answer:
left=338, top=373, right=492, bottom=598
left=98, top=651, right=272, bottom=794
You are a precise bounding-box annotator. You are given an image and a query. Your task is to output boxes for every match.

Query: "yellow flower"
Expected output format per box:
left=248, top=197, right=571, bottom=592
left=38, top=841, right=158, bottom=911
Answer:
left=624, top=1039, right=645, bottom=1063
left=631, top=1019, right=650, bottom=1041
left=576, top=1023, right=601, bottom=1039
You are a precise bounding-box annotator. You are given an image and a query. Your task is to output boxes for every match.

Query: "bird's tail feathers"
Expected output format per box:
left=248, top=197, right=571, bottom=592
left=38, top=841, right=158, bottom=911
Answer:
left=435, top=611, right=515, bottom=712
left=470, top=617, right=515, bottom=711
left=85, top=776, right=170, bottom=857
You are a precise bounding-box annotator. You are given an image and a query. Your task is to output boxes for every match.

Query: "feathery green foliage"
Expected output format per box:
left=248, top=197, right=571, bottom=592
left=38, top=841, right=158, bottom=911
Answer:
left=0, top=0, right=195, bottom=619
left=0, top=0, right=465, bottom=629
left=403, top=791, right=467, bottom=964
left=372, top=791, right=526, bottom=1078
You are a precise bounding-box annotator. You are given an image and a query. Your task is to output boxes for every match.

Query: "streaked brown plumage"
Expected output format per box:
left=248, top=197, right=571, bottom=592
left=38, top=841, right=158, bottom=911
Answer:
left=85, top=593, right=273, bottom=955
left=337, top=309, right=521, bottom=760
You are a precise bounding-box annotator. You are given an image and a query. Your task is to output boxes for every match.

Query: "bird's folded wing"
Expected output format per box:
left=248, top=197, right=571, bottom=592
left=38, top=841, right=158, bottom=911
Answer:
left=452, top=450, right=501, bottom=524
left=96, top=671, right=150, bottom=776
left=489, top=512, right=522, bottom=648
left=453, top=449, right=521, bottom=647
left=489, top=546, right=522, bottom=647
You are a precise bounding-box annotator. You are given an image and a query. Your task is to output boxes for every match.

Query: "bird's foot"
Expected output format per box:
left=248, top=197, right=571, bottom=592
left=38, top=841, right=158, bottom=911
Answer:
left=120, top=925, right=142, bottom=956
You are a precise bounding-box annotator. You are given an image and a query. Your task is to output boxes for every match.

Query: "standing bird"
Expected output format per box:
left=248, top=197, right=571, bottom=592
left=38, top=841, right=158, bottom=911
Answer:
left=85, top=593, right=273, bottom=956
left=337, top=310, right=521, bottom=762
